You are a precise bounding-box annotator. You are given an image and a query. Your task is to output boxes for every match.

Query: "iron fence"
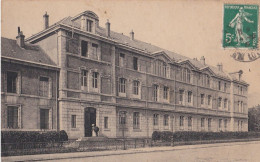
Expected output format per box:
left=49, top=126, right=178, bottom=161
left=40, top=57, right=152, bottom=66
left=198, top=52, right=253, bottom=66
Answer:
left=1, top=138, right=154, bottom=156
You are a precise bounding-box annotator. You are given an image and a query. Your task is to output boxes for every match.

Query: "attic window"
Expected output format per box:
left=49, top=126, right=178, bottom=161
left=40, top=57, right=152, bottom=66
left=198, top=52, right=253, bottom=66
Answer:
left=87, top=20, right=93, bottom=32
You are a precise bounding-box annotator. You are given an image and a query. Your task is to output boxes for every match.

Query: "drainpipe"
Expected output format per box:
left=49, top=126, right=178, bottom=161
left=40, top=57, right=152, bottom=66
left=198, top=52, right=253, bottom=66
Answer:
left=146, top=63, right=149, bottom=138
left=55, top=31, right=60, bottom=131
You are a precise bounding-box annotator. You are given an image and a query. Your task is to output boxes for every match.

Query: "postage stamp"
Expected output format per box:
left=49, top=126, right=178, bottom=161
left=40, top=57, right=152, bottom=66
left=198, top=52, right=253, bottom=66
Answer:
left=223, top=4, right=259, bottom=49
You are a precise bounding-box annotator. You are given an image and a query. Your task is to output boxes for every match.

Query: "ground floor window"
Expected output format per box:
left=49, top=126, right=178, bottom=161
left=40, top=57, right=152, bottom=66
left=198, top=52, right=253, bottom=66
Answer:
left=201, top=118, right=205, bottom=128
left=219, top=119, right=222, bottom=131
left=208, top=118, right=212, bottom=131
left=119, top=111, right=127, bottom=125
left=40, top=109, right=49, bottom=129
left=163, top=114, right=169, bottom=127
left=188, top=116, right=192, bottom=129
left=71, top=115, right=76, bottom=128
left=153, top=114, right=159, bottom=126
left=180, top=116, right=184, bottom=128
left=133, top=112, right=140, bottom=129
left=104, top=117, right=108, bottom=129
left=7, top=106, right=19, bottom=129
left=224, top=119, right=227, bottom=130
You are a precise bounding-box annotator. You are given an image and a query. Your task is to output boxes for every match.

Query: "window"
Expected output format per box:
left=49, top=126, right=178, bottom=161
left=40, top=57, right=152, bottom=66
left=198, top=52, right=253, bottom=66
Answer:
left=7, top=106, right=19, bottom=129
left=91, top=44, right=98, bottom=59
left=224, top=99, right=228, bottom=109
left=188, top=91, right=192, bottom=103
left=224, top=119, right=227, bottom=130
left=182, top=69, right=187, bottom=82
left=179, top=90, right=184, bottom=104
left=119, top=78, right=126, bottom=93
left=81, top=70, right=88, bottom=87
left=133, top=57, right=138, bottom=70
left=92, top=72, right=98, bottom=88
left=133, top=112, right=140, bottom=129
left=119, top=111, right=126, bottom=125
left=208, top=118, right=212, bottom=131
left=87, top=19, right=93, bottom=32
left=218, top=81, right=221, bottom=91
left=39, top=77, right=49, bottom=97
left=7, top=71, right=18, bottom=93
left=218, top=97, right=222, bottom=108
left=153, top=114, right=159, bottom=126
left=219, top=119, right=222, bottom=130
left=241, top=101, right=243, bottom=113
left=238, top=86, right=240, bottom=94
left=237, top=101, right=240, bottom=112
left=201, top=118, right=205, bottom=128
left=187, top=69, right=191, bottom=83
left=163, top=86, right=169, bottom=100
left=162, top=63, right=167, bottom=77
left=188, top=116, right=192, bottom=128
left=71, top=115, right=76, bottom=128
left=241, top=121, right=243, bottom=131
left=206, top=75, right=210, bottom=87
left=40, top=109, right=49, bottom=129
left=133, top=80, right=139, bottom=95
left=240, top=86, right=243, bottom=95
left=81, top=40, right=88, bottom=57
left=163, top=115, right=169, bottom=126
left=224, top=83, right=227, bottom=92
left=201, top=94, right=205, bottom=105
left=153, top=85, right=158, bottom=101
left=104, top=117, right=108, bottom=129
left=119, top=53, right=125, bottom=67
left=180, top=116, right=184, bottom=127
left=66, top=37, right=79, bottom=54
left=208, top=95, right=212, bottom=106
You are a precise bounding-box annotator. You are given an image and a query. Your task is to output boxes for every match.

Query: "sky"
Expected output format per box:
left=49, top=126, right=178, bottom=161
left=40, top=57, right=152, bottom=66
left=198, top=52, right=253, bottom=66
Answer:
left=1, top=0, right=260, bottom=107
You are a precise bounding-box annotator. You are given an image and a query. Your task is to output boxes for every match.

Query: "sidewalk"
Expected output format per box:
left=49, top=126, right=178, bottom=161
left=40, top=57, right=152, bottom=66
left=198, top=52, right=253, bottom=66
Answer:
left=2, top=141, right=260, bottom=162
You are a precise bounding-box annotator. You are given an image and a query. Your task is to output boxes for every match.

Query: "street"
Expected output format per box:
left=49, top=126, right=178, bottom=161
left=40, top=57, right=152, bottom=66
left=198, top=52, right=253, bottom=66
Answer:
left=47, top=142, right=260, bottom=162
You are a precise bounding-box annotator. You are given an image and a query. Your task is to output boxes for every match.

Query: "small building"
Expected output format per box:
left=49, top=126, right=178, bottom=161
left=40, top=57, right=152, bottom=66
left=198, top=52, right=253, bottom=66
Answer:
left=1, top=30, right=59, bottom=131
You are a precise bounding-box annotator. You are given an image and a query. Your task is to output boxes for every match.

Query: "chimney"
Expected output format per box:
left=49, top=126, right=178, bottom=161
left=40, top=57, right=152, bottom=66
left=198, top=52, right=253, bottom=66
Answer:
left=217, top=63, right=223, bottom=71
left=16, top=27, right=25, bottom=48
left=200, top=56, right=205, bottom=65
left=130, top=30, right=134, bottom=40
left=81, top=15, right=87, bottom=31
left=105, top=19, right=110, bottom=37
left=43, top=12, right=49, bottom=30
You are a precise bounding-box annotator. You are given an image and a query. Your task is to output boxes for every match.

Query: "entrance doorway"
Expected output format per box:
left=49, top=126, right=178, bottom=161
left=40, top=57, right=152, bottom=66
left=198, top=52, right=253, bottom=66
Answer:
left=84, top=107, right=96, bottom=137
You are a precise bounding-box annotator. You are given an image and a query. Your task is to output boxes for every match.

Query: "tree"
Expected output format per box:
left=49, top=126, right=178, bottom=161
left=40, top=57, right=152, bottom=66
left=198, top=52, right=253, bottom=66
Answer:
left=248, top=106, right=260, bottom=131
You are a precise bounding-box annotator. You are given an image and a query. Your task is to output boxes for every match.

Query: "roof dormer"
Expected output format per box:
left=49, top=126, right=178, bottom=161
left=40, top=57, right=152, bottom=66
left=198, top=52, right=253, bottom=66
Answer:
left=72, top=11, right=99, bottom=34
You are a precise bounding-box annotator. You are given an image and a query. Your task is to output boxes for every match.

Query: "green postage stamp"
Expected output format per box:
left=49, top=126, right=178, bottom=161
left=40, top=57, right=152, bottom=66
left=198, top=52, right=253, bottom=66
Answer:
left=223, top=4, right=259, bottom=49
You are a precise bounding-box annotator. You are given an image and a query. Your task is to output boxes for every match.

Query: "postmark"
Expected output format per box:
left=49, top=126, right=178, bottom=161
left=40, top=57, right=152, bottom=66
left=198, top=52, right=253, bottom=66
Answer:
left=223, top=4, right=258, bottom=49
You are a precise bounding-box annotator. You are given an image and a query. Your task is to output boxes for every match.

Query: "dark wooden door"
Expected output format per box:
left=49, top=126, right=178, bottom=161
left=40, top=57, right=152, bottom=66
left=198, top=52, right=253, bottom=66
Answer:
left=84, top=108, right=96, bottom=137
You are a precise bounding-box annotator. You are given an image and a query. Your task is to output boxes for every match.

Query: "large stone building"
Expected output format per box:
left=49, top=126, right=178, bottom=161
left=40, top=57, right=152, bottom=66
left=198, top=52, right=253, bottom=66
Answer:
left=2, top=11, right=249, bottom=139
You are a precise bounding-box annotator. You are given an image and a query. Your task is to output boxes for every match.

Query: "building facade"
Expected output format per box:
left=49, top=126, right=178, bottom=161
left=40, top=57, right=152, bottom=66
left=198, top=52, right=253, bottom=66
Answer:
left=2, top=11, right=249, bottom=139
left=1, top=35, right=59, bottom=131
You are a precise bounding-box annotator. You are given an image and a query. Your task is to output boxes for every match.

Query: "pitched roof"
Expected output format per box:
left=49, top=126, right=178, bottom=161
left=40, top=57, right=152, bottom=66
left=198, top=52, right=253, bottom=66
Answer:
left=58, top=17, right=231, bottom=78
left=26, top=12, right=242, bottom=80
left=1, top=37, right=56, bottom=66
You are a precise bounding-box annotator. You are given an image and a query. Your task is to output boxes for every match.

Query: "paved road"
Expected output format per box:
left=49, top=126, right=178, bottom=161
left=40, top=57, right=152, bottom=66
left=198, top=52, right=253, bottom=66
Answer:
left=46, top=142, right=260, bottom=162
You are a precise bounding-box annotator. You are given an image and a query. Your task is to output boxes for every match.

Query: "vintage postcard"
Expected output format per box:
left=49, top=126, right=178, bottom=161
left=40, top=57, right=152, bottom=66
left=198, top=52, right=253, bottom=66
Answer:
left=1, top=0, right=260, bottom=161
